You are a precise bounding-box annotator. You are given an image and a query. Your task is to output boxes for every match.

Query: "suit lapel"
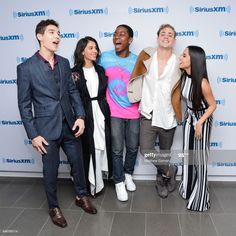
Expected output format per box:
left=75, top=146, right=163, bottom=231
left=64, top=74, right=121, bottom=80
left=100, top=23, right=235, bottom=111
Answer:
left=58, top=57, right=66, bottom=98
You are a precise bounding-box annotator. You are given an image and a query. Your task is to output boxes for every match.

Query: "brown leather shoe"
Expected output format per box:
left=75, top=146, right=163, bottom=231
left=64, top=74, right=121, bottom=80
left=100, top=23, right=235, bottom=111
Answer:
left=75, top=196, right=97, bottom=214
left=49, top=208, right=67, bottom=228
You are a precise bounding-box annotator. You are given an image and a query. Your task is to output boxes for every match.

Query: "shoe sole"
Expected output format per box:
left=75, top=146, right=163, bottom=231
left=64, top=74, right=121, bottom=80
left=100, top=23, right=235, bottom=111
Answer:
left=126, top=188, right=136, bottom=192
left=116, top=194, right=128, bottom=202
left=125, top=185, right=136, bottom=192
left=116, top=192, right=128, bottom=202
left=117, top=198, right=128, bottom=202
left=53, top=222, right=67, bottom=228
left=75, top=201, right=97, bottom=214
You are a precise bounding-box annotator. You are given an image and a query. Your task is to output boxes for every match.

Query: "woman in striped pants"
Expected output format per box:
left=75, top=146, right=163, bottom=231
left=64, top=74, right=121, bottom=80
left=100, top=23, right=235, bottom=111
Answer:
left=178, top=46, right=216, bottom=211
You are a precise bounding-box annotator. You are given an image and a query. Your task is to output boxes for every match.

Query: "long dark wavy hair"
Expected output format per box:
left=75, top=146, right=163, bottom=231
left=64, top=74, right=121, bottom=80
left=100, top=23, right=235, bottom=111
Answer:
left=73, top=36, right=101, bottom=68
left=182, top=45, right=209, bottom=112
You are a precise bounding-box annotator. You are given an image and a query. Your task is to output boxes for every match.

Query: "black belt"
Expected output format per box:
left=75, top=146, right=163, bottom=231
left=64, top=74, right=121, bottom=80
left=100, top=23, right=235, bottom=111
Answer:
left=90, top=96, right=104, bottom=101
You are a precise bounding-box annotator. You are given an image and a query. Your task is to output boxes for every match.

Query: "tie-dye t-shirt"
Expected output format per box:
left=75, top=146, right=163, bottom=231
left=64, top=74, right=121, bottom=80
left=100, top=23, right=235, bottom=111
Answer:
left=100, top=50, right=140, bottom=119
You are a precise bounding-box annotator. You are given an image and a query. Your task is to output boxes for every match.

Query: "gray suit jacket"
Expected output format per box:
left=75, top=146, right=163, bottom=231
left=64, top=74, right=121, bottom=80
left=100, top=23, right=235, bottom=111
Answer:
left=17, top=53, right=85, bottom=140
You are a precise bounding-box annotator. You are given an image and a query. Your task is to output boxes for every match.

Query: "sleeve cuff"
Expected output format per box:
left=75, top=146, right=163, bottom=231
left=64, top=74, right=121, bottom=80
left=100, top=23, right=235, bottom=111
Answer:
left=76, top=116, right=85, bottom=120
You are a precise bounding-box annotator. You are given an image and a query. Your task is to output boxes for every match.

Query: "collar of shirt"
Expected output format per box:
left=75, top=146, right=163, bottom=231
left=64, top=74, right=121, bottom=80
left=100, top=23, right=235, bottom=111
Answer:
left=36, top=51, right=58, bottom=69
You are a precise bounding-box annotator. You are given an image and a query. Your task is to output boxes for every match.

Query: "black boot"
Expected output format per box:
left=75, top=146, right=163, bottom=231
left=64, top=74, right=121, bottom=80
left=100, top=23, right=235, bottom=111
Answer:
left=165, top=165, right=178, bottom=192
left=155, top=171, right=168, bottom=198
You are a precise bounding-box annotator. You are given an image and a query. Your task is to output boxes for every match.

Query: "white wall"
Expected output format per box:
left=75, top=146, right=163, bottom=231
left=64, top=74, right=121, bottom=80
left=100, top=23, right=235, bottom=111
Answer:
left=0, top=0, right=235, bottom=179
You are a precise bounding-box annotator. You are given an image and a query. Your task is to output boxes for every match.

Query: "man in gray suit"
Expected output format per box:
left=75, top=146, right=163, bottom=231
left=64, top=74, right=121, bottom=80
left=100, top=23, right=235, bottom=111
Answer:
left=17, top=19, right=97, bottom=228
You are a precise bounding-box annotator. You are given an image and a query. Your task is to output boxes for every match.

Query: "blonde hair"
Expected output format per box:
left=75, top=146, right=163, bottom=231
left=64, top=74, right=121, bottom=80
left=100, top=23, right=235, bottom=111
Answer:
left=157, top=24, right=176, bottom=38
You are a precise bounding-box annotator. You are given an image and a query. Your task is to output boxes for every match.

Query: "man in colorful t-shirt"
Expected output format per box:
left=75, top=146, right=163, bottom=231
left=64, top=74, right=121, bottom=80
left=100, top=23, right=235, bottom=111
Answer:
left=100, top=24, right=139, bottom=201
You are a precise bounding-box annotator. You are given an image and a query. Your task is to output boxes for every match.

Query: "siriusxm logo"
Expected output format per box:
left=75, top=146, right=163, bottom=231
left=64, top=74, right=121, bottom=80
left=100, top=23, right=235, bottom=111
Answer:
left=0, top=34, right=24, bottom=41
left=99, top=30, right=138, bottom=38
left=99, top=31, right=114, bottom=38
left=212, top=162, right=236, bottom=167
left=206, top=54, right=228, bottom=60
left=210, top=141, right=223, bottom=148
left=0, top=120, right=22, bottom=125
left=219, top=30, right=236, bottom=37
left=128, top=6, right=169, bottom=14
left=215, top=120, right=236, bottom=127
left=176, top=30, right=199, bottom=37
left=13, top=10, right=50, bottom=18
left=216, top=98, right=226, bottom=106
left=16, top=56, right=28, bottom=64
left=190, top=5, right=231, bottom=14
left=69, top=8, right=108, bottom=16
left=217, top=77, right=236, bottom=84
left=24, top=139, right=32, bottom=145
left=0, top=79, right=16, bottom=85
left=2, top=158, right=34, bottom=164
left=60, top=32, right=80, bottom=39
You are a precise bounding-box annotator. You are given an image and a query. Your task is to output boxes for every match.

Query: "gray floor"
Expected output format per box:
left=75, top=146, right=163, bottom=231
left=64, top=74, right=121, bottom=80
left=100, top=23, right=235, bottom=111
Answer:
left=0, top=177, right=236, bottom=236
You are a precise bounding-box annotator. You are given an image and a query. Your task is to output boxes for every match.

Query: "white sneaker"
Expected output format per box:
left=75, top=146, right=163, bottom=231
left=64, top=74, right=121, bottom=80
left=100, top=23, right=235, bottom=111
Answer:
left=115, top=182, right=128, bottom=201
left=125, top=174, right=136, bottom=192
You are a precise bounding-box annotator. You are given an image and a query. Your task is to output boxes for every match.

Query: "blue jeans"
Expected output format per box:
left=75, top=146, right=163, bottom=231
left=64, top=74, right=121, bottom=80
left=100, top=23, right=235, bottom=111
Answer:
left=111, top=117, right=140, bottom=184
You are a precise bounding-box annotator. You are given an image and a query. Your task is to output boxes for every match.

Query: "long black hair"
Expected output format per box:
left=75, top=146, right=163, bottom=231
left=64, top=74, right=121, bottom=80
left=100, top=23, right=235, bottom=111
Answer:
left=183, top=45, right=208, bottom=112
left=73, top=36, right=101, bottom=68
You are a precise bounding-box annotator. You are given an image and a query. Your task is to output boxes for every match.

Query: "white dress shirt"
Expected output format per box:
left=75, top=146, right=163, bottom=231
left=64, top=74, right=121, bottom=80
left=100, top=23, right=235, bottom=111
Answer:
left=139, top=52, right=177, bottom=129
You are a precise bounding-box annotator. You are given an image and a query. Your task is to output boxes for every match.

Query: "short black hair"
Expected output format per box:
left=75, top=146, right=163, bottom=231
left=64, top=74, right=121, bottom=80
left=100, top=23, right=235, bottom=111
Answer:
left=35, top=19, right=59, bottom=44
left=116, top=24, right=134, bottom=38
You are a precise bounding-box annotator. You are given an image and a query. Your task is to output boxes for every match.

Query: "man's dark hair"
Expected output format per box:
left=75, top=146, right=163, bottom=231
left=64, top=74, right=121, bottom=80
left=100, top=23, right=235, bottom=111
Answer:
left=116, top=24, right=134, bottom=38
left=35, top=19, right=59, bottom=44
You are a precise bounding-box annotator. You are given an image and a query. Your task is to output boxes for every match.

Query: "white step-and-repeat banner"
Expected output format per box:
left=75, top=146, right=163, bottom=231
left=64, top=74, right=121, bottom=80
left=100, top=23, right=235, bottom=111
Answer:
left=0, top=0, right=235, bottom=179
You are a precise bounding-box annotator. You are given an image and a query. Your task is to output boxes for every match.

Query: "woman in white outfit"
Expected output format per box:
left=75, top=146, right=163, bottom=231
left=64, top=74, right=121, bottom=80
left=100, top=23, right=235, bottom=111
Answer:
left=72, top=36, right=112, bottom=197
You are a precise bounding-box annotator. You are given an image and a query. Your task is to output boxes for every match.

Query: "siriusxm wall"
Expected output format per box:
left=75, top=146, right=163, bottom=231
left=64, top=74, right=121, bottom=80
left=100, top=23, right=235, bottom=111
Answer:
left=0, top=0, right=235, bottom=178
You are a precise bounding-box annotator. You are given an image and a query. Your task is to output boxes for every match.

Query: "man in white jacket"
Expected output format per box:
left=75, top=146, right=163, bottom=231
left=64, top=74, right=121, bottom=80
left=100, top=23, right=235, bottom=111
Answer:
left=128, top=24, right=182, bottom=199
